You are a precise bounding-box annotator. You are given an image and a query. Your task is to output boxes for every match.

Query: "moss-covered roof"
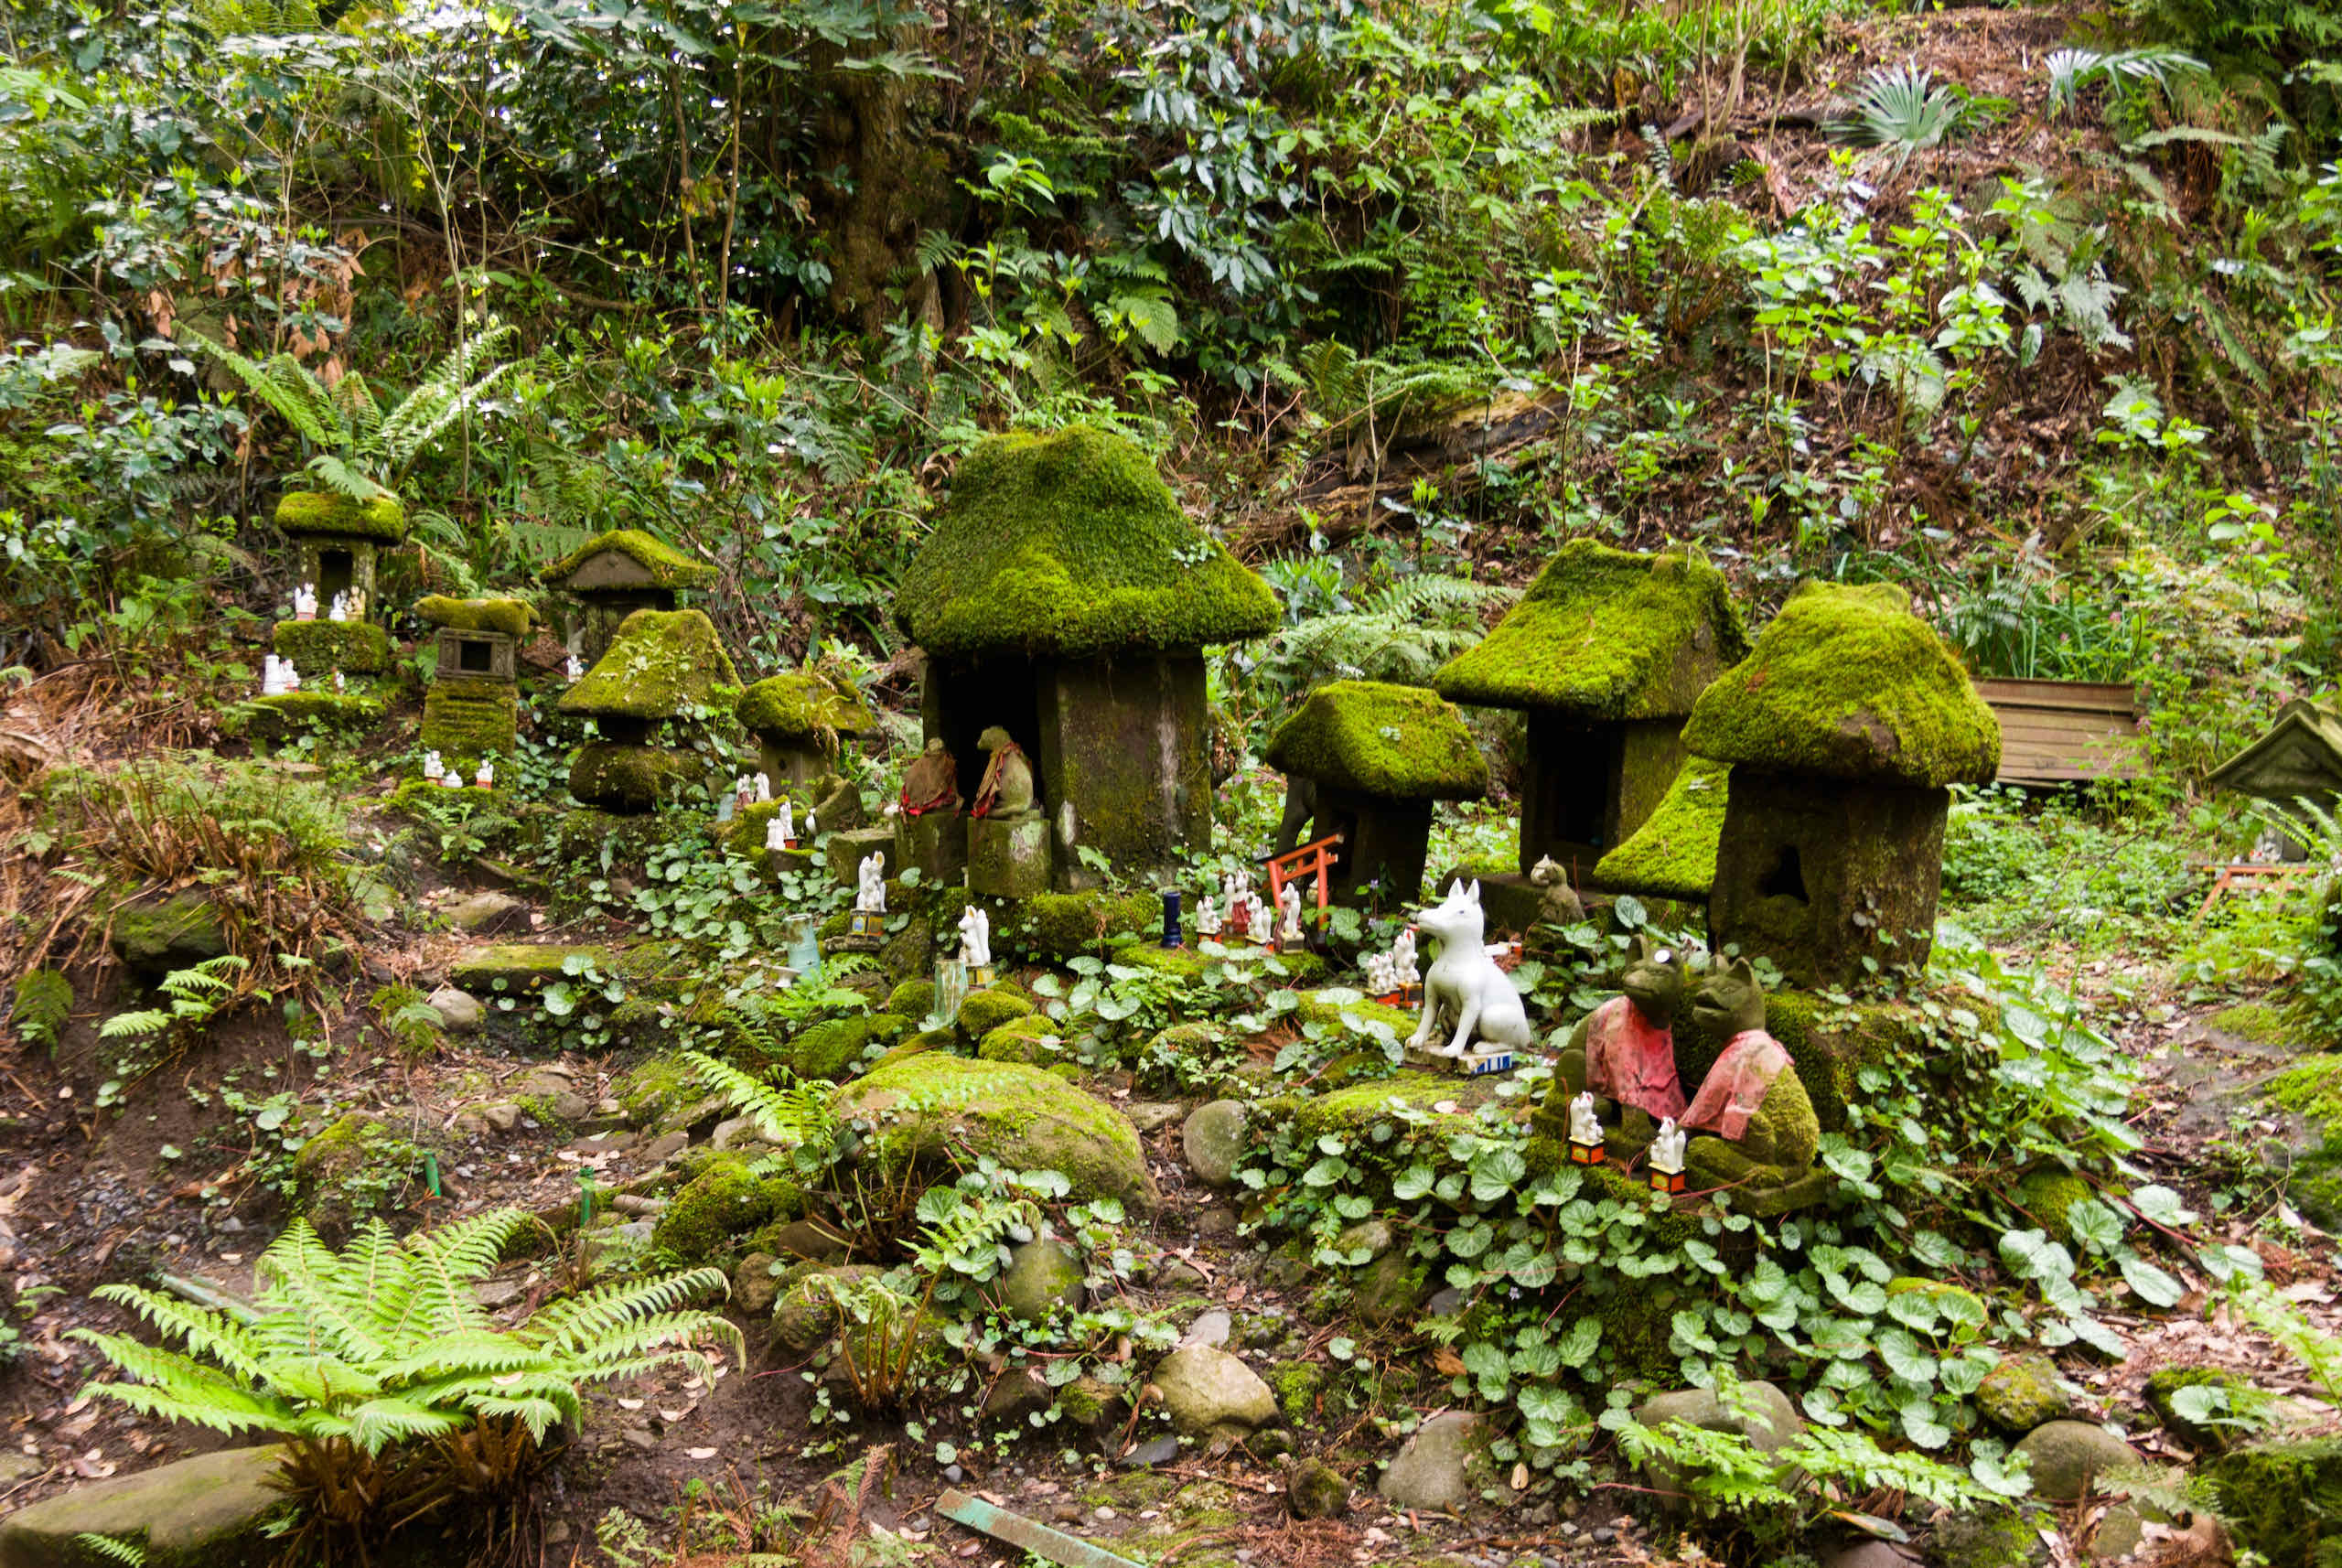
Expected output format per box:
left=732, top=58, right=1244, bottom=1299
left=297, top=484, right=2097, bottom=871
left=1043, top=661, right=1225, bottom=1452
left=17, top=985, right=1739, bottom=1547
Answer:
left=539, top=528, right=716, bottom=593
left=894, top=425, right=1282, bottom=659
left=736, top=671, right=878, bottom=740
left=415, top=596, right=532, bottom=636
left=1681, top=581, right=2001, bottom=788
left=1593, top=758, right=1729, bottom=898
left=557, top=608, right=741, bottom=720
left=1263, top=680, right=1488, bottom=800
left=1432, top=542, right=1748, bottom=717
left=274, top=489, right=406, bottom=543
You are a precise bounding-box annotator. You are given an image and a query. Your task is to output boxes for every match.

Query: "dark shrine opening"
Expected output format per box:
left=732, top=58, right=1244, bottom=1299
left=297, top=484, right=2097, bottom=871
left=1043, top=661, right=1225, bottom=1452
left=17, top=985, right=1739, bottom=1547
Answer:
left=925, top=653, right=1041, bottom=802
left=317, top=548, right=355, bottom=603
left=1761, top=843, right=1809, bottom=903
left=456, top=637, right=493, bottom=673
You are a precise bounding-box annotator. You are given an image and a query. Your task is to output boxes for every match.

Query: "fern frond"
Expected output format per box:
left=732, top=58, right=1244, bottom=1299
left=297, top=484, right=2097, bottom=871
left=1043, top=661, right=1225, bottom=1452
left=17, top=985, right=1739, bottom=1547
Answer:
left=521, top=1271, right=732, bottom=1356
left=191, top=337, right=341, bottom=450
left=86, top=1284, right=274, bottom=1382
left=73, top=1535, right=149, bottom=1567
left=685, top=1051, right=834, bottom=1149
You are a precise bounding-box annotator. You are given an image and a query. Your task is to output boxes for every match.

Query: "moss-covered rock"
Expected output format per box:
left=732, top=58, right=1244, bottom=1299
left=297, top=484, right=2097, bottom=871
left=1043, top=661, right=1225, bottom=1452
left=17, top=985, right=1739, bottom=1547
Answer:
left=2145, top=1367, right=2261, bottom=1451
left=271, top=617, right=392, bottom=675
left=832, top=1053, right=1159, bottom=1208
left=10, top=967, right=72, bottom=1049
left=275, top=489, right=405, bottom=542
left=1977, top=1354, right=2068, bottom=1434
left=1264, top=681, right=1488, bottom=800
left=447, top=942, right=617, bottom=996
left=992, top=890, right=1159, bottom=959
left=1594, top=758, right=1729, bottom=899
left=1270, top=1360, right=1326, bottom=1425
left=1433, top=542, right=1747, bottom=717
left=736, top=671, right=876, bottom=741
left=293, top=1112, right=420, bottom=1242
left=611, top=1054, right=703, bottom=1125
left=1285, top=1457, right=1350, bottom=1520
left=0, top=1442, right=292, bottom=1568
left=977, top=1014, right=1066, bottom=1065
left=2016, top=1167, right=2092, bottom=1240
left=420, top=678, right=518, bottom=762
left=651, top=1153, right=808, bottom=1266
left=885, top=980, right=936, bottom=1019
left=1682, top=579, right=2000, bottom=788
left=1107, top=940, right=1329, bottom=987
left=787, top=1013, right=906, bottom=1081
left=559, top=608, right=740, bottom=722
left=956, top=986, right=1036, bottom=1039
left=1292, top=988, right=1417, bottom=1040
left=569, top=741, right=711, bottom=812
left=415, top=595, right=532, bottom=636
left=771, top=1263, right=885, bottom=1352
left=540, top=528, right=715, bottom=592
left=895, top=424, right=1280, bottom=660
left=110, top=890, right=229, bottom=972
left=235, top=689, right=388, bottom=742
left=2203, top=1436, right=2342, bottom=1568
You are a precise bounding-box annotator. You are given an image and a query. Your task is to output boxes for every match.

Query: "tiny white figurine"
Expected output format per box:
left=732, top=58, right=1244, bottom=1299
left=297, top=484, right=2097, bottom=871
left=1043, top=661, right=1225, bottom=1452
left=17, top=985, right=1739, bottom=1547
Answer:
left=332, top=671, right=346, bottom=694
left=1649, top=1117, right=1687, bottom=1176
left=854, top=853, right=886, bottom=915
left=774, top=799, right=795, bottom=843
left=1363, top=951, right=1393, bottom=993
left=1404, top=880, right=1534, bottom=1059
left=260, top=654, right=285, bottom=696
left=1277, top=881, right=1304, bottom=945
left=474, top=760, right=494, bottom=789
left=734, top=775, right=755, bottom=812
left=346, top=586, right=365, bottom=621
left=440, top=769, right=461, bottom=789
left=1567, top=1090, right=1601, bottom=1147
left=803, top=810, right=816, bottom=839
left=1195, top=886, right=1221, bottom=938
left=1244, top=891, right=1270, bottom=940
left=565, top=653, right=585, bottom=681
left=1391, top=928, right=1419, bottom=986
left=292, top=583, right=317, bottom=621
left=765, top=817, right=790, bottom=854
left=755, top=772, right=772, bottom=804
left=327, top=591, right=348, bottom=623
left=423, top=749, right=444, bottom=781
left=958, top=904, right=992, bottom=968
left=282, top=660, right=302, bottom=692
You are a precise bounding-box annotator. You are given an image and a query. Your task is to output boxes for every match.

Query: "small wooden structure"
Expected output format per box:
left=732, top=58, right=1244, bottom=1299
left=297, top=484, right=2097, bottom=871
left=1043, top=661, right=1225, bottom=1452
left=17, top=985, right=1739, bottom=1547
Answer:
left=2207, top=697, right=2342, bottom=857
left=1974, top=679, right=2146, bottom=787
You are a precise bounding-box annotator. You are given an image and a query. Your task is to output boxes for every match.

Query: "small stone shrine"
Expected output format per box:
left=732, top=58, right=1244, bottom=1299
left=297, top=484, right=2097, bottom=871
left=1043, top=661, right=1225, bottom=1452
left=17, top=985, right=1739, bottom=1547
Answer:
left=736, top=670, right=878, bottom=789
left=2207, top=697, right=2342, bottom=859
left=894, top=425, right=1280, bottom=889
left=415, top=596, right=531, bottom=766
left=539, top=528, right=717, bottom=664
left=1433, top=542, right=1746, bottom=889
left=272, top=491, right=402, bottom=676
left=558, top=607, right=740, bottom=812
left=1264, top=680, right=1488, bottom=905
left=1681, top=579, right=2000, bottom=987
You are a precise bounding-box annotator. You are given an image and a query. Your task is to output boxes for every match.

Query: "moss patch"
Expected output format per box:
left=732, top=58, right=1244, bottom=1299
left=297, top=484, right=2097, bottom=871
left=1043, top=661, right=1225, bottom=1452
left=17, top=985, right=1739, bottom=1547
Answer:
left=1109, top=940, right=1329, bottom=987
left=1264, top=680, right=1488, bottom=800
left=651, top=1153, right=807, bottom=1265
left=885, top=980, right=937, bottom=1019
left=894, top=424, right=1281, bottom=659
left=956, top=986, right=1036, bottom=1039
left=787, top=1014, right=906, bottom=1081
left=2203, top=1437, right=2342, bottom=1568
left=559, top=608, right=740, bottom=722
left=293, top=1112, right=420, bottom=1241
left=736, top=671, right=877, bottom=741
left=1594, top=758, right=1728, bottom=898
left=540, top=528, right=715, bottom=592
left=238, top=690, right=387, bottom=738
left=415, top=595, right=532, bottom=636
left=2208, top=1001, right=2299, bottom=1049
left=272, top=618, right=392, bottom=675
left=999, top=890, right=1158, bottom=960
left=2016, top=1167, right=2092, bottom=1240
left=448, top=943, right=617, bottom=995
left=1681, top=579, right=2000, bottom=788
left=1432, top=542, right=1747, bottom=716
left=274, top=489, right=405, bottom=542
left=420, top=679, right=518, bottom=761
left=2145, top=1367, right=2260, bottom=1451
left=977, top=1014, right=1068, bottom=1065
left=832, top=1053, right=1159, bottom=1207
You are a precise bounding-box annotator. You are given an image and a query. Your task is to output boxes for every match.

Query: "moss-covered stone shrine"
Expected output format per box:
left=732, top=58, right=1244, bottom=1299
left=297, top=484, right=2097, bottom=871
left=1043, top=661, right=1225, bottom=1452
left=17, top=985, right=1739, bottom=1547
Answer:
left=270, top=490, right=402, bottom=678
left=417, top=596, right=532, bottom=766
left=895, top=425, right=1280, bottom=888
left=2207, top=696, right=2342, bottom=858
left=736, top=670, right=878, bottom=788
left=1433, top=542, right=1747, bottom=892
left=1681, top=580, right=2000, bottom=986
left=558, top=607, right=739, bottom=812
left=539, top=528, right=717, bottom=663
left=1264, top=680, right=1488, bottom=904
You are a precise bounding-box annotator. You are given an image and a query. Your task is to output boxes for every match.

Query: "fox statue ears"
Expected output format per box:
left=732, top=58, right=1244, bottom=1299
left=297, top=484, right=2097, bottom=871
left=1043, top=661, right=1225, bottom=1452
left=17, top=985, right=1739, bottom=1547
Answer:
left=1724, top=957, right=1758, bottom=985
left=1442, top=879, right=1483, bottom=905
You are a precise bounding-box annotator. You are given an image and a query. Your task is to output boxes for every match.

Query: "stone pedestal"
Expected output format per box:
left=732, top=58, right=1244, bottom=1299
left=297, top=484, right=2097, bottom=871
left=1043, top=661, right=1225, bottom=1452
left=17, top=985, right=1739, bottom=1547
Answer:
left=569, top=741, right=705, bottom=813
left=969, top=813, right=1051, bottom=898
left=827, top=826, right=895, bottom=887
left=896, top=811, right=969, bottom=884
left=422, top=679, right=519, bottom=763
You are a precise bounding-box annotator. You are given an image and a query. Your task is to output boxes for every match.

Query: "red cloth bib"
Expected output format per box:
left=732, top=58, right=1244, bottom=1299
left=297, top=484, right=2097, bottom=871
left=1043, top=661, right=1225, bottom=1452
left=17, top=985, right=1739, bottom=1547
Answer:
left=1584, top=995, right=1687, bottom=1121
left=1681, top=1029, right=1792, bottom=1142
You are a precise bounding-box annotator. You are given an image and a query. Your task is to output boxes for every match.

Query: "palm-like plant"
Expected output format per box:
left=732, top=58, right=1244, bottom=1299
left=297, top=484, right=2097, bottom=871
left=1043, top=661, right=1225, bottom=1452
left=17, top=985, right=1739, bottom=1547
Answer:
left=196, top=321, right=517, bottom=502
left=71, top=1209, right=738, bottom=1564
left=1828, top=66, right=1976, bottom=174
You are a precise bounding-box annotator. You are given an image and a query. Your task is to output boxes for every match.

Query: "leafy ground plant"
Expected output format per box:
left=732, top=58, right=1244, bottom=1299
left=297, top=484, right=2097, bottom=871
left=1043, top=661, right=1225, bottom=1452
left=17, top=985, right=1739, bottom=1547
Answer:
left=70, top=1210, right=741, bottom=1566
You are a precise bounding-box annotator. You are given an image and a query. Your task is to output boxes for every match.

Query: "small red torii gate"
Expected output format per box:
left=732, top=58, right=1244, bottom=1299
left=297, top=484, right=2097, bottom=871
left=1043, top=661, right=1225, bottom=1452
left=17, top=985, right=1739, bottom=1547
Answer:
left=1261, top=831, right=1345, bottom=929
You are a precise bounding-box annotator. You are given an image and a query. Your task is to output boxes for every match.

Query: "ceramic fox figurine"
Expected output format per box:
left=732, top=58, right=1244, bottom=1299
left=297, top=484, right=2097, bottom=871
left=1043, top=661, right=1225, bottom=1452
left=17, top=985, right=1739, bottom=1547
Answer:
left=1406, top=880, right=1533, bottom=1058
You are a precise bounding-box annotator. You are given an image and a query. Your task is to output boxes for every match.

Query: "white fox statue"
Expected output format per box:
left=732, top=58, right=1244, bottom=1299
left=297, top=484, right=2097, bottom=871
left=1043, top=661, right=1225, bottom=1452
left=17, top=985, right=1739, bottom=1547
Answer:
left=1405, top=880, right=1533, bottom=1058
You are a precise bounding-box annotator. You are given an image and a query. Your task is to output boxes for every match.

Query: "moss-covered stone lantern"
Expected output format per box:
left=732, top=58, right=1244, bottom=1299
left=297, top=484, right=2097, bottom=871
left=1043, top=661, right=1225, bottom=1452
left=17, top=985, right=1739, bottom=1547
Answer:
left=557, top=607, right=740, bottom=812
left=736, top=671, right=878, bottom=788
left=272, top=491, right=403, bottom=676
left=895, top=425, right=1281, bottom=888
left=416, top=596, right=532, bottom=766
left=539, top=529, right=717, bottom=664
left=1681, top=580, right=2000, bottom=987
left=1433, top=541, right=1747, bottom=889
left=1264, top=681, right=1488, bottom=904
left=2207, top=697, right=2342, bottom=858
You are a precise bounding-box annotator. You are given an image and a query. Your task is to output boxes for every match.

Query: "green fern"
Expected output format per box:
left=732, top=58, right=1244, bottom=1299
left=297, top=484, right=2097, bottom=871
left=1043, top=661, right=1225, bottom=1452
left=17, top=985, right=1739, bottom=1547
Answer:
left=685, top=1050, right=840, bottom=1164
left=1254, top=574, right=1511, bottom=692
left=99, top=954, right=250, bottom=1044
left=73, top=1536, right=147, bottom=1567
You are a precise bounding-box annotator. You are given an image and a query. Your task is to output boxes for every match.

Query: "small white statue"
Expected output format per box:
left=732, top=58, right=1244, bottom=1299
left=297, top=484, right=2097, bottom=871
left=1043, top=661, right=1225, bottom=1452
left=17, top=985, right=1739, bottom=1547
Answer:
left=565, top=653, right=585, bottom=681
left=331, top=671, right=345, bottom=694
left=1245, top=892, right=1270, bottom=938
left=1391, top=928, right=1419, bottom=986
left=439, top=768, right=461, bottom=789
left=327, top=591, right=348, bottom=623
left=1567, top=1090, right=1601, bottom=1147
left=755, top=772, right=772, bottom=804
left=423, top=749, right=444, bottom=781
left=1195, top=886, right=1221, bottom=937
left=260, top=654, right=285, bottom=696
left=282, top=660, right=302, bottom=692
left=765, top=817, right=790, bottom=854
left=1277, top=881, right=1304, bottom=945
left=1649, top=1117, right=1687, bottom=1175
left=346, top=587, right=365, bottom=620
left=803, top=810, right=816, bottom=839
left=775, top=799, right=795, bottom=843
left=1363, top=951, right=1393, bottom=993
left=734, top=775, right=756, bottom=812
left=1405, top=881, right=1534, bottom=1059
left=958, top=905, right=992, bottom=968
left=292, top=583, right=317, bottom=621
left=854, top=853, right=886, bottom=915
left=474, top=760, right=494, bottom=789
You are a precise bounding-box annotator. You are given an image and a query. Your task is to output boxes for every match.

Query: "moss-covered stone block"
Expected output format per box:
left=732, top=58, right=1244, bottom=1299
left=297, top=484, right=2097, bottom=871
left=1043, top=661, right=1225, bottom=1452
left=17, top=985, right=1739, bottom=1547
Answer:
left=1108, top=940, right=1330, bottom=988
left=416, top=595, right=532, bottom=636
left=569, top=741, right=709, bottom=813
left=110, top=890, right=229, bottom=972
left=994, top=889, right=1157, bottom=960
left=234, top=690, right=386, bottom=742
left=832, top=1053, right=1159, bottom=1208
left=420, top=677, right=519, bottom=764
left=896, top=810, right=969, bottom=883
left=968, top=812, right=1050, bottom=898
left=1265, top=681, right=1488, bottom=801
left=0, top=1443, right=292, bottom=1568
left=271, top=617, right=392, bottom=675
left=651, top=1153, right=807, bottom=1266
left=447, top=942, right=617, bottom=996
left=1595, top=757, right=1729, bottom=900
left=827, top=826, right=894, bottom=886
left=276, top=489, right=405, bottom=542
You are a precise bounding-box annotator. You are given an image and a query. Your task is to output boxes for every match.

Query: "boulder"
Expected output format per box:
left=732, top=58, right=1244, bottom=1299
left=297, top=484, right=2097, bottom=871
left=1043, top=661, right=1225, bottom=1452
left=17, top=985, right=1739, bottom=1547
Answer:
left=1154, top=1345, right=1278, bottom=1434
left=832, top=1055, right=1159, bottom=1209
left=108, top=891, right=229, bottom=973
left=427, top=984, right=483, bottom=1034
left=1352, top=1251, right=1428, bottom=1327
left=1286, top=1457, right=1350, bottom=1520
left=1378, top=1412, right=1485, bottom=1513
left=2014, top=1420, right=2141, bottom=1501
left=995, top=1237, right=1085, bottom=1322
left=0, top=1444, right=290, bottom=1568
left=733, top=1251, right=782, bottom=1316
left=1634, top=1380, right=1803, bottom=1505
left=444, top=890, right=525, bottom=932
left=1182, top=1100, right=1249, bottom=1187
left=773, top=1264, right=886, bottom=1352
left=1978, top=1354, right=2069, bottom=1434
